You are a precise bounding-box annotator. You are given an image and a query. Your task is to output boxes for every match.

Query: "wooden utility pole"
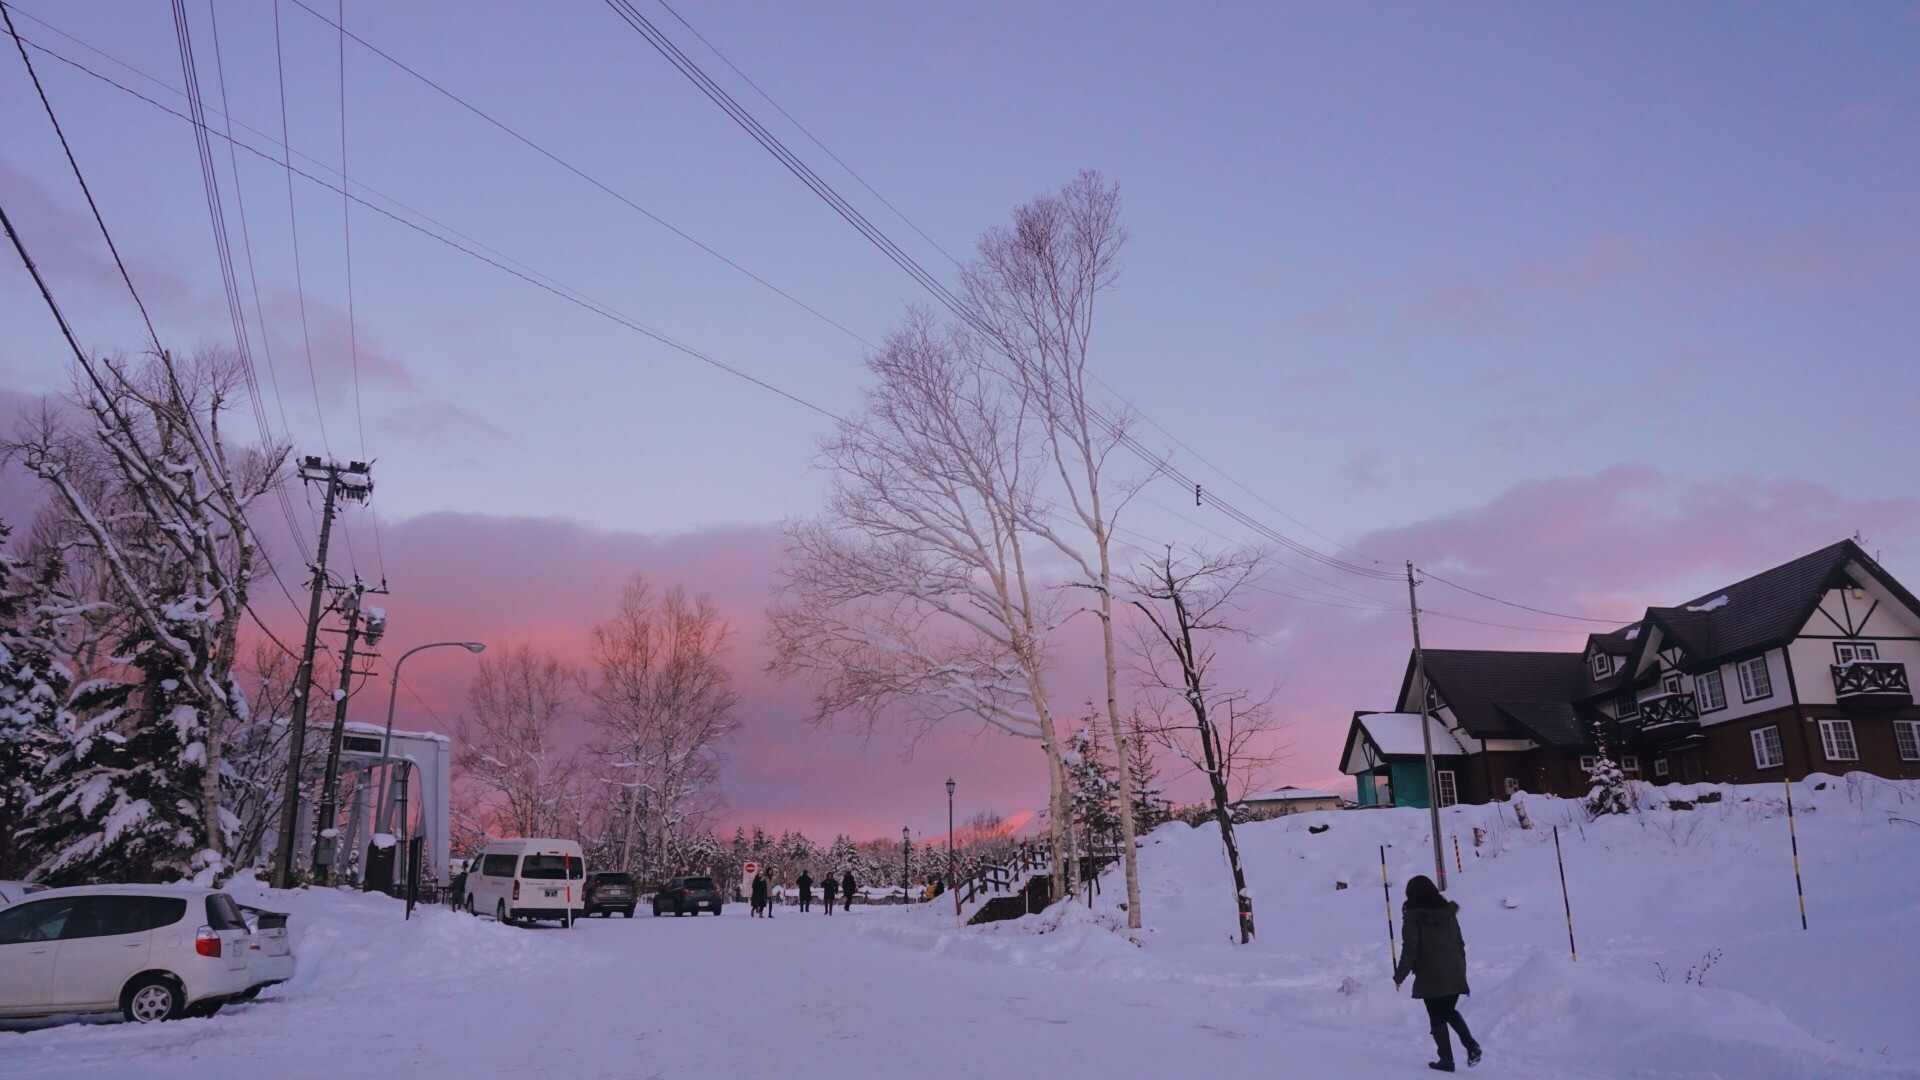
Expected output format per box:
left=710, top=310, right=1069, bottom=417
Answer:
left=1406, top=561, right=1448, bottom=892
left=272, top=459, right=372, bottom=887
left=312, top=579, right=384, bottom=886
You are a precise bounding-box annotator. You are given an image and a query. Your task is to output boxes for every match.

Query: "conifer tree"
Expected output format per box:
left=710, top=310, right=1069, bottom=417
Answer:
left=1584, top=719, right=1634, bottom=818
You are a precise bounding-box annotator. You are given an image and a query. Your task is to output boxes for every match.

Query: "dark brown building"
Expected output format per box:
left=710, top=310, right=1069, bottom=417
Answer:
left=1341, top=540, right=1920, bottom=806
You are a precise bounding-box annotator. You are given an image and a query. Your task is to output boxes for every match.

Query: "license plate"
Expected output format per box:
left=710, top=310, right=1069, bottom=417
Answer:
left=544, top=889, right=558, bottom=898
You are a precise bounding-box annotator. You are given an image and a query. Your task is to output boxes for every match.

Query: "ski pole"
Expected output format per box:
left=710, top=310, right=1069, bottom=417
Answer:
left=1380, top=844, right=1396, bottom=971
left=1452, top=833, right=1463, bottom=875
left=1784, top=778, right=1808, bottom=930
left=1553, top=826, right=1577, bottom=962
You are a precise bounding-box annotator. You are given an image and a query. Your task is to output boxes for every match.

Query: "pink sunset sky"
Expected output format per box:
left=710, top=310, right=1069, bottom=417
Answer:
left=2, top=2, right=1918, bottom=842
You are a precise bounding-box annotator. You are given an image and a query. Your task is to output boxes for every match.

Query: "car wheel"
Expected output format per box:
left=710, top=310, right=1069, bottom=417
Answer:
left=123, top=975, right=183, bottom=1024
left=712, top=906, right=723, bottom=915
left=234, top=986, right=263, bottom=1003
left=465, top=895, right=476, bottom=916
left=497, top=900, right=513, bottom=926
left=623, top=908, right=634, bottom=918
left=184, top=999, right=223, bottom=1019
left=651, top=904, right=662, bottom=916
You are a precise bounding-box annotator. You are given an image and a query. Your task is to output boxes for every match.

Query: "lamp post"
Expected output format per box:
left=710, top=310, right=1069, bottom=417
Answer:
left=902, top=825, right=911, bottom=906
left=947, top=778, right=958, bottom=916
left=375, top=641, right=485, bottom=838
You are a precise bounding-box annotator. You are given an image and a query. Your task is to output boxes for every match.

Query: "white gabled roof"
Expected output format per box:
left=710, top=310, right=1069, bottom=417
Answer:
left=1358, top=712, right=1466, bottom=758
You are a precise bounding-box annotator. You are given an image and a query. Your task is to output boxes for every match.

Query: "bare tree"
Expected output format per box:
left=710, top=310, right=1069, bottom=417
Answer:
left=4, top=348, right=287, bottom=880
left=1122, top=546, right=1277, bottom=944
left=584, top=575, right=739, bottom=878
left=455, top=644, right=581, bottom=839
left=222, top=641, right=304, bottom=869
left=963, top=170, right=1148, bottom=927
left=767, top=310, right=1078, bottom=893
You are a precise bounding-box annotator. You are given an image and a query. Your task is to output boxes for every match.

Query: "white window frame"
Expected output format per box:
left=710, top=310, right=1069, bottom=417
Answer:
left=1503, top=777, right=1521, bottom=796
left=1616, top=692, right=1640, bottom=719
left=1435, top=770, right=1458, bottom=808
left=1819, top=719, right=1860, bottom=762
left=1578, top=754, right=1599, bottom=775
left=1736, top=656, right=1773, bottom=703
left=1834, top=641, right=1879, bottom=665
left=1895, top=721, right=1920, bottom=763
left=1653, top=757, right=1670, bottom=778
left=1662, top=673, right=1683, bottom=695
left=1695, top=669, right=1727, bottom=713
left=1621, top=755, right=1641, bottom=778
left=1592, top=652, right=1612, bottom=679
left=1750, top=725, right=1785, bottom=770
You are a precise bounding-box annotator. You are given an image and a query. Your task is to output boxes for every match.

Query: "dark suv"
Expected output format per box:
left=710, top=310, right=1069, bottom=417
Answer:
left=583, top=872, right=637, bottom=918
left=652, top=876, right=724, bottom=916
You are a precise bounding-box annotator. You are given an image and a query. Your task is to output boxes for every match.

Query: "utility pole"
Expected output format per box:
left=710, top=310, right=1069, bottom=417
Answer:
left=1406, top=561, right=1448, bottom=892
left=273, top=458, right=372, bottom=888
left=312, top=578, right=386, bottom=886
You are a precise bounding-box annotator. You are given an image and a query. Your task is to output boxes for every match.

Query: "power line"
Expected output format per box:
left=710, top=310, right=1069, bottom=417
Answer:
left=271, top=0, right=333, bottom=456
left=1415, top=568, right=1632, bottom=627
left=333, top=0, right=369, bottom=461
left=284, top=0, right=875, bottom=351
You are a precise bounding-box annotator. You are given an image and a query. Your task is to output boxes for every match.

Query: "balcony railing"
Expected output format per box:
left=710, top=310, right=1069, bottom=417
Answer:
left=1624, top=691, right=1703, bottom=749
left=1831, top=661, right=1912, bottom=708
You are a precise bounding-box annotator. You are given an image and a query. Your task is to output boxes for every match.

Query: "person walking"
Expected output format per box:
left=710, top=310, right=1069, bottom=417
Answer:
left=1393, top=875, right=1482, bottom=1072
left=840, top=869, right=856, bottom=912
left=750, top=871, right=769, bottom=918
left=797, top=870, right=814, bottom=913
left=821, top=871, right=838, bottom=915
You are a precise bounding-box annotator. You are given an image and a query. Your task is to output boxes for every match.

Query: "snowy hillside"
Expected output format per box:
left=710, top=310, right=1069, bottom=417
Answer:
left=874, top=773, right=1920, bottom=1075
left=2, top=775, right=1915, bottom=1079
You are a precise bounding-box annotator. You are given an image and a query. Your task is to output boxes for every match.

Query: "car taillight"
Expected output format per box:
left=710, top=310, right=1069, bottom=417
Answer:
left=678, top=888, right=690, bottom=896
left=512, top=881, right=521, bottom=901
left=195, top=927, right=221, bottom=958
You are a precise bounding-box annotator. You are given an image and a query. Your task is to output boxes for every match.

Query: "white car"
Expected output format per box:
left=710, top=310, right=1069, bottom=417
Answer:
left=463, top=837, right=585, bottom=926
left=0, top=885, right=255, bottom=1023
left=237, top=904, right=296, bottom=999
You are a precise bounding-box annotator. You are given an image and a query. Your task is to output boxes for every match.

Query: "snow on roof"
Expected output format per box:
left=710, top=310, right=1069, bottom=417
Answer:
left=343, top=719, right=451, bottom=744
left=1686, top=594, right=1730, bottom=613
left=1358, top=712, right=1466, bottom=757
left=1239, top=787, right=1341, bottom=803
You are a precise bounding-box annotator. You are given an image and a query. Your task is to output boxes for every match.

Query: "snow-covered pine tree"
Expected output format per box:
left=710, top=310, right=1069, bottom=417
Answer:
left=827, top=832, right=858, bottom=874
left=1067, top=721, right=1121, bottom=854
left=0, top=527, right=70, bottom=878
left=1124, top=714, right=1168, bottom=835
left=1584, top=719, right=1633, bottom=818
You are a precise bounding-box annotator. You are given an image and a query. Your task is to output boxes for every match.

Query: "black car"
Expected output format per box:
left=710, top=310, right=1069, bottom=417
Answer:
left=652, top=876, right=724, bottom=916
left=582, top=872, right=637, bottom=918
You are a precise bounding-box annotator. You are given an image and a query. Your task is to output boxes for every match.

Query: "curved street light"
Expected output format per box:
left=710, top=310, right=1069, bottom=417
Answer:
left=375, top=641, right=485, bottom=837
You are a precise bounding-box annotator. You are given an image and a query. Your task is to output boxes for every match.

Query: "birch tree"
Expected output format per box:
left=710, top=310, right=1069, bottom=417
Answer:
left=1122, top=547, right=1273, bottom=944
left=455, top=644, right=581, bottom=838
left=5, top=349, right=286, bottom=882
left=767, top=309, right=1078, bottom=894
left=584, top=575, right=739, bottom=876
left=962, top=171, right=1147, bottom=927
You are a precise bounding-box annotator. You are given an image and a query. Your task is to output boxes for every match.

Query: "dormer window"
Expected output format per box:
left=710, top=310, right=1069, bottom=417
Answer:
left=1592, top=653, right=1613, bottom=679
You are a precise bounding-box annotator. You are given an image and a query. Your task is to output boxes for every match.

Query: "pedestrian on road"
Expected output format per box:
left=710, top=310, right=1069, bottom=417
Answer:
left=1393, top=874, right=1482, bottom=1072
left=821, top=872, right=838, bottom=915
left=798, top=871, right=814, bottom=913
left=841, top=870, right=856, bottom=912
left=750, top=871, right=769, bottom=918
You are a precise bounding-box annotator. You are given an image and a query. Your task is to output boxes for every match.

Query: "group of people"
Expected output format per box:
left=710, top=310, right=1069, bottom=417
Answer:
left=749, top=868, right=857, bottom=918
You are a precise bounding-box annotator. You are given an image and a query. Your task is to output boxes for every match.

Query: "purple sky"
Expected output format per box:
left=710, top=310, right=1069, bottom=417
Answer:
left=3, top=2, right=1918, bottom=840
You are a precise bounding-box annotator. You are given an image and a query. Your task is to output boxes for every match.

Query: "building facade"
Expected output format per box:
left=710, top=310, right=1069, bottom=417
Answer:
left=1339, top=540, right=1920, bottom=807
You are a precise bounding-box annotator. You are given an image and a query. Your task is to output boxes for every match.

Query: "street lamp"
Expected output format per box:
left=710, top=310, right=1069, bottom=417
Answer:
left=947, top=778, right=958, bottom=916
left=902, top=825, right=911, bottom=906
left=375, top=641, right=485, bottom=839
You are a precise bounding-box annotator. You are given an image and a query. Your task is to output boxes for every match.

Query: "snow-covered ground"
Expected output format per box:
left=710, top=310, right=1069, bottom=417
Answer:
left=3, top=775, right=1916, bottom=1078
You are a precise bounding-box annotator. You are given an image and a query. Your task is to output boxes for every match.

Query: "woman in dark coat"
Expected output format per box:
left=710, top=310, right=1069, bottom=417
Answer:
left=750, top=871, right=769, bottom=918
left=840, top=870, right=856, bottom=912
left=821, top=872, right=838, bottom=915
left=1393, top=875, right=1482, bottom=1072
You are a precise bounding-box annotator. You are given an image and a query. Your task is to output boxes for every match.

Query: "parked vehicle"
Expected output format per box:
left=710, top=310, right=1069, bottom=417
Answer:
left=0, top=885, right=254, bottom=1023
left=237, top=905, right=296, bottom=1000
left=582, top=872, right=637, bottom=918
left=652, top=876, right=724, bottom=916
left=0, top=880, right=49, bottom=905
left=463, top=838, right=585, bottom=926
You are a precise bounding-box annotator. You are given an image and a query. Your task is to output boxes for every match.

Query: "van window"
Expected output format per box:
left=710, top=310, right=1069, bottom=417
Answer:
left=520, top=854, right=583, bottom=880
left=482, top=853, right=518, bottom=877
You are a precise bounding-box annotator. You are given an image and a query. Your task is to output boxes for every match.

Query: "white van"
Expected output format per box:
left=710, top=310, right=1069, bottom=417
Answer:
left=463, top=838, right=585, bottom=927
